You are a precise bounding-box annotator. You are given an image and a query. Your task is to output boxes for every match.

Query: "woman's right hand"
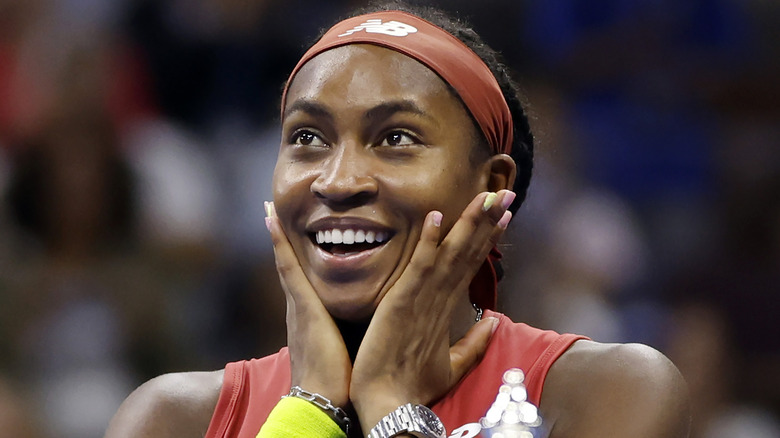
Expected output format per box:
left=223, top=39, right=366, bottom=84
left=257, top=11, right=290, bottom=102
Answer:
left=265, top=201, right=352, bottom=408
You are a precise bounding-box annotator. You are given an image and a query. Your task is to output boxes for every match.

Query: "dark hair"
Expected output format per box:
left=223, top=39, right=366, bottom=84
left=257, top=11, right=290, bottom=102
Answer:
left=342, top=0, right=535, bottom=214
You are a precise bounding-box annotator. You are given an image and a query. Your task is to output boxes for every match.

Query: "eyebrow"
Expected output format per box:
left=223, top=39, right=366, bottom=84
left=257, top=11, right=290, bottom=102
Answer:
left=363, top=100, right=432, bottom=123
left=283, top=99, right=434, bottom=125
left=283, top=100, right=334, bottom=121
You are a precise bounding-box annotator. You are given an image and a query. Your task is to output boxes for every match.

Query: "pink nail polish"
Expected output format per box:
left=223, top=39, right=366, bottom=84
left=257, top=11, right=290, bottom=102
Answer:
left=432, top=211, right=443, bottom=227
left=497, top=210, right=512, bottom=229
left=500, top=191, right=516, bottom=210
left=265, top=217, right=272, bottom=231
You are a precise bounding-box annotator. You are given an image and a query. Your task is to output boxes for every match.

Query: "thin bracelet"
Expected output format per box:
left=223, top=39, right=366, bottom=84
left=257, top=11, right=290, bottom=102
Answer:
left=283, top=386, right=352, bottom=435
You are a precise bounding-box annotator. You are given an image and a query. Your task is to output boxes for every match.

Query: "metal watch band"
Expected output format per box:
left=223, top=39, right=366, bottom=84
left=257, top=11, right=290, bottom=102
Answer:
left=367, top=403, right=445, bottom=438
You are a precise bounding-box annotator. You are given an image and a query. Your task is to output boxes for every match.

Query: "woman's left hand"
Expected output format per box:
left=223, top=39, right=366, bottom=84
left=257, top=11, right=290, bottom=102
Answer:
left=349, top=190, right=513, bottom=431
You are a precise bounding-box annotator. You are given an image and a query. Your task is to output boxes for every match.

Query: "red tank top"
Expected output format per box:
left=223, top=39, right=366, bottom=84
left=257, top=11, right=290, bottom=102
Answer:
left=205, top=311, right=586, bottom=438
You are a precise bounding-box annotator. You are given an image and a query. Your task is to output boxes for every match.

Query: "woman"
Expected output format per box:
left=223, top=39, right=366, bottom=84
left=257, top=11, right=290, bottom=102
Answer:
left=106, top=3, right=689, bottom=437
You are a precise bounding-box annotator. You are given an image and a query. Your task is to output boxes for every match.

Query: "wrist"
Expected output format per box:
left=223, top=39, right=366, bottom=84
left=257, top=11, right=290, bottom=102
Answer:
left=294, top=370, right=350, bottom=408
left=352, top=392, right=409, bottom=433
left=349, top=382, right=408, bottom=435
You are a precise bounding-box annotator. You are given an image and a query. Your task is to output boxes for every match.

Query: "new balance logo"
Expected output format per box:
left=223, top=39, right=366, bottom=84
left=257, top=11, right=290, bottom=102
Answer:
left=338, top=19, right=418, bottom=37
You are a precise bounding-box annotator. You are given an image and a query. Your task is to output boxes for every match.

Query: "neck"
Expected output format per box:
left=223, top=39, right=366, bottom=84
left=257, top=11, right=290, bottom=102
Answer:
left=334, top=318, right=370, bottom=363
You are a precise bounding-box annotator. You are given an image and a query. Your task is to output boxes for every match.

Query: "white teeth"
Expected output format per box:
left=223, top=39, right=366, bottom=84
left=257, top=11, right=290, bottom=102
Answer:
left=331, top=229, right=343, bottom=244
left=314, top=228, right=389, bottom=246
left=355, top=230, right=366, bottom=243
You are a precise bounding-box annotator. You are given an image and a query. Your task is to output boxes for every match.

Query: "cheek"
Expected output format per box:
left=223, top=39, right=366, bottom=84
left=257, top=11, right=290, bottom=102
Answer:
left=272, top=162, right=315, bottom=215
left=382, top=161, right=478, bottom=220
left=274, top=157, right=313, bottom=188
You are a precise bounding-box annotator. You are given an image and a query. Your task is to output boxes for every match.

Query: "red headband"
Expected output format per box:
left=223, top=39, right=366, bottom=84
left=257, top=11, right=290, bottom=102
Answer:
left=281, top=10, right=513, bottom=155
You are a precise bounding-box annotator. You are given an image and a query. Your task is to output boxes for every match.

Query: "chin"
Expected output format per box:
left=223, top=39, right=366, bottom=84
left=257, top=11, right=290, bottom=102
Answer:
left=310, top=273, right=391, bottom=322
left=321, top=295, right=378, bottom=323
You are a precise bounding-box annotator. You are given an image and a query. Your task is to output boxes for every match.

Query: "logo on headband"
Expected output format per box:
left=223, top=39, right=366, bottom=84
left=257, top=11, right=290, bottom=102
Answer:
left=338, top=19, right=418, bottom=37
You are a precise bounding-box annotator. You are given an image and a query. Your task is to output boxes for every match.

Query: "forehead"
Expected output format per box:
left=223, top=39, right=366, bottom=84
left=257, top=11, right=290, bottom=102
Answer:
left=284, top=44, right=456, bottom=113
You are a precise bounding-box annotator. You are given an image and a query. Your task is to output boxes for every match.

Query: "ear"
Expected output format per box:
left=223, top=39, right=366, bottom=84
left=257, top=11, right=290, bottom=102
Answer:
left=485, top=154, right=516, bottom=193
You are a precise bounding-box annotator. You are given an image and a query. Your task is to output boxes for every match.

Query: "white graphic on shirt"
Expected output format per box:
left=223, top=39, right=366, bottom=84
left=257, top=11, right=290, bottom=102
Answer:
left=449, top=422, right=482, bottom=438
left=338, top=19, right=418, bottom=37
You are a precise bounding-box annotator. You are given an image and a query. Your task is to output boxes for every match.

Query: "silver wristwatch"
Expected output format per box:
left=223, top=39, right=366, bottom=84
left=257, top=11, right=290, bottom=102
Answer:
left=368, top=403, right=446, bottom=438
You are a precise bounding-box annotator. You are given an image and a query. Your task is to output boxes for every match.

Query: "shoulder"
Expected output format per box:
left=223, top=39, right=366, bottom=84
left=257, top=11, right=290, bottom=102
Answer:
left=541, top=340, right=690, bottom=438
left=104, top=370, right=224, bottom=438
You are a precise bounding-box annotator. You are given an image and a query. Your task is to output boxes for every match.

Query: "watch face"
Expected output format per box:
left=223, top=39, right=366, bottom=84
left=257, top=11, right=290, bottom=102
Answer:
left=414, top=405, right=446, bottom=437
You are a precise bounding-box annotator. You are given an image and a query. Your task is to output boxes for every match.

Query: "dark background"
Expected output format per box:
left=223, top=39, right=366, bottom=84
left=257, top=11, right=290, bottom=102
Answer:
left=1, top=0, right=778, bottom=437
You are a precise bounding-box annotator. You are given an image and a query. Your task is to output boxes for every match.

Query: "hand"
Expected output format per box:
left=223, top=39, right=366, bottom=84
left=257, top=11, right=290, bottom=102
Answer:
left=265, top=201, right=352, bottom=407
left=349, top=190, right=513, bottom=431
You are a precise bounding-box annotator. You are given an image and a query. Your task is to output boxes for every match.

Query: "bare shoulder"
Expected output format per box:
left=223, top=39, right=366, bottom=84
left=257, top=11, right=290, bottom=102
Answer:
left=104, top=370, right=224, bottom=438
left=541, top=340, right=690, bottom=438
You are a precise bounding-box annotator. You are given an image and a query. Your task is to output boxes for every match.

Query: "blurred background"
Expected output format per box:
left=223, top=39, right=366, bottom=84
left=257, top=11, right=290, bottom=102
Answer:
left=0, top=0, right=777, bottom=437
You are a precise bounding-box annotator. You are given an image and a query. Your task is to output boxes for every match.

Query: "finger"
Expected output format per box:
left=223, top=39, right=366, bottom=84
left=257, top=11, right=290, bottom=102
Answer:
left=478, top=189, right=516, bottom=226
left=469, top=209, right=512, bottom=280
left=473, top=208, right=512, bottom=266
left=444, top=190, right=514, bottom=256
left=449, top=316, right=499, bottom=383
left=383, top=210, right=443, bottom=302
left=433, top=191, right=514, bottom=289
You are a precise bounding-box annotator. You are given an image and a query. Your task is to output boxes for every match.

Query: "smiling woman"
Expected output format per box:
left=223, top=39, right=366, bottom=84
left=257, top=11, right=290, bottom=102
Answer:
left=104, top=2, right=690, bottom=438
left=276, top=41, right=502, bottom=321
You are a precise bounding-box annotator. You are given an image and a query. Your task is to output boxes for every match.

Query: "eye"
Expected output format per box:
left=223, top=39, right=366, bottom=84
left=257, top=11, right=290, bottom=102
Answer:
left=292, top=130, right=326, bottom=147
left=380, top=131, right=418, bottom=147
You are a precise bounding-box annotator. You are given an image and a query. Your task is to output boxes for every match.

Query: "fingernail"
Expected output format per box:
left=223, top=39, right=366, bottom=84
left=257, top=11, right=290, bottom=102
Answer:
left=264, top=201, right=276, bottom=218
left=500, top=191, right=516, bottom=210
left=265, top=217, right=272, bottom=231
left=482, top=192, right=497, bottom=211
left=487, top=317, right=500, bottom=334
left=432, top=211, right=443, bottom=227
left=497, top=210, right=512, bottom=229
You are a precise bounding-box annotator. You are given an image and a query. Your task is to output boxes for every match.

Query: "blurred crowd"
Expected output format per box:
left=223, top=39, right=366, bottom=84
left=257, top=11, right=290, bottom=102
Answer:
left=0, top=0, right=778, bottom=437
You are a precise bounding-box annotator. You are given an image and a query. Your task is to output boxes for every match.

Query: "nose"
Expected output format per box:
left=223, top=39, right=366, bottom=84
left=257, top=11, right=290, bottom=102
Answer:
left=310, top=143, right=378, bottom=206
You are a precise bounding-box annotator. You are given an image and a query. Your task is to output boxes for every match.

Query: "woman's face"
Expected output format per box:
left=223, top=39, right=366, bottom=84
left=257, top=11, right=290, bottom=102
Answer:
left=274, top=44, right=491, bottom=321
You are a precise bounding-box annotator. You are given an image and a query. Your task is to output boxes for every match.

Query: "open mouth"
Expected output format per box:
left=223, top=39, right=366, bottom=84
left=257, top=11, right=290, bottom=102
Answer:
left=311, top=228, right=392, bottom=256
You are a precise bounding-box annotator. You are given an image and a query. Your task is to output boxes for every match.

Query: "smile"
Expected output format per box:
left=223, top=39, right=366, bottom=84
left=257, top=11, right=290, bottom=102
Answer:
left=311, top=228, right=392, bottom=256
